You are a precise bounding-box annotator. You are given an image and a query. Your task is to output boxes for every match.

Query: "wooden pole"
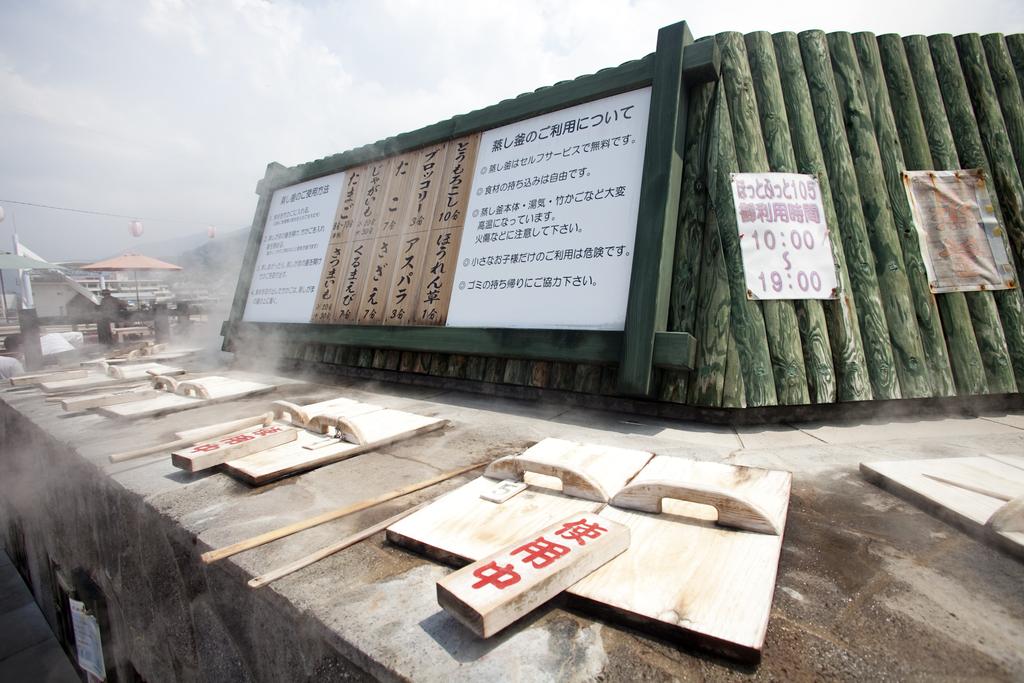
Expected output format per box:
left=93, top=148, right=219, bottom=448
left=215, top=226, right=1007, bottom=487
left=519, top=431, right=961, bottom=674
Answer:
left=773, top=32, right=872, bottom=403
left=745, top=31, right=836, bottom=404
left=852, top=32, right=956, bottom=397
left=984, top=35, right=1024, bottom=185
left=201, top=461, right=487, bottom=564
left=881, top=34, right=996, bottom=395
left=717, top=32, right=809, bottom=406
left=931, top=34, right=1024, bottom=391
left=247, top=500, right=430, bottom=588
left=827, top=32, right=931, bottom=398
left=706, top=80, right=778, bottom=407
left=799, top=30, right=901, bottom=400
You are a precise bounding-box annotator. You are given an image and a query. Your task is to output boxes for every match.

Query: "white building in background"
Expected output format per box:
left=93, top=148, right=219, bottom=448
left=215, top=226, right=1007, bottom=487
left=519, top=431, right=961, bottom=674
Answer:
left=29, top=267, right=175, bottom=319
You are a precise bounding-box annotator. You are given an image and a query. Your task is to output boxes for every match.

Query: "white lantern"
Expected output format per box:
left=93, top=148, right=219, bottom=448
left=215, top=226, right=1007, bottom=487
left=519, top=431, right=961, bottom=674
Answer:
left=130, top=220, right=143, bottom=237
left=207, top=225, right=216, bottom=239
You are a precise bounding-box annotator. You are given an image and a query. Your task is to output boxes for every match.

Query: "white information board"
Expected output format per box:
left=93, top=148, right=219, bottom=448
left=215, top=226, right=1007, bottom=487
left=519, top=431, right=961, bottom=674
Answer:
left=445, top=87, right=652, bottom=330
left=242, top=172, right=345, bottom=323
left=70, top=599, right=106, bottom=680
left=730, top=173, right=838, bottom=300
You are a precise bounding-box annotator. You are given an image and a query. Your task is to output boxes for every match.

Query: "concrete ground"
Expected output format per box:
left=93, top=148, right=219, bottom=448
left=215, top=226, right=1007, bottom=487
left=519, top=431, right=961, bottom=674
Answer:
left=0, top=551, right=78, bottom=682
left=1, top=365, right=1023, bottom=681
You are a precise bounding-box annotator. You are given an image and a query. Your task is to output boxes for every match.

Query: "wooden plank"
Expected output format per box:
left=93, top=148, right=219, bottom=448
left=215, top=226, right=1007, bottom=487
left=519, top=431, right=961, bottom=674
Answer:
left=410, top=134, right=481, bottom=325
left=617, top=20, right=693, bottom=396
left=707, top=87, right=778, bottom=406
left=39, top=363, right=183, bottom=394
left=884, top=34, right=993, bottom=396
left=853, top=32, right=956, bottom=397
left=221, top=412, right=447, bottom=485
left=312, top=168, right=366, bottom=322
left=746, top=31, right=835, bottom=404
left=98, top=378, right=275, bottom=419
left=356, top=150, right=420, bottom=324
left=10, top=369, right=87, bottom=386
left=334, top=158, right=394, bottom=323
left=173, top=412, right=275, bottom=442
left=171, top=425, right=298, bottom=472
left=827, top=32, right=932, bottom=398
left=61, top=388, right=159, bottom=412
left=436, top=513, right=629, bottom=638
left=799, top=30, right=901, bottom=399
left=861, top=456, right=1024, bottom=560
left=568, top=456, right=790, bottom=662
left=383, top=143, right=450, bottom=325
left=574, top=466, right=789, bottom=661
left=930, top=34, right=1024, bottom=392
left=388, top=439, right=651, bottom=564
left=773, top=32, right=872, bottom=402
left=661, top=81, right=716, bottom=402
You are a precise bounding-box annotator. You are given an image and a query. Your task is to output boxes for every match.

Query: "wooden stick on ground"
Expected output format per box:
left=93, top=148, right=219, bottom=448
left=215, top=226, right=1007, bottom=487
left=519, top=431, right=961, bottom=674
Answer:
left=248, top=500, right=431, bottom=588
left=202, top=461, right=487, bottom=564
left=108, top=412, right=274, bottom=463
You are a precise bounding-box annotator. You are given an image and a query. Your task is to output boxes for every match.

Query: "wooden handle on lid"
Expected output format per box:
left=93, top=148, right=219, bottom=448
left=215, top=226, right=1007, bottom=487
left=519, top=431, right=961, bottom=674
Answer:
left=611, top=480, right=781, bottom=535
left=484, top=455, right=610, bottom=502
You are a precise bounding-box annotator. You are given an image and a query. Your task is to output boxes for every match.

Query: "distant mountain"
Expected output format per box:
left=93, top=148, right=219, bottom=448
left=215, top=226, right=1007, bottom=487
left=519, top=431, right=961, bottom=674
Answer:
left=99, top=228, right=241, bottom=264
left=168, top=227, right=251, bottom=299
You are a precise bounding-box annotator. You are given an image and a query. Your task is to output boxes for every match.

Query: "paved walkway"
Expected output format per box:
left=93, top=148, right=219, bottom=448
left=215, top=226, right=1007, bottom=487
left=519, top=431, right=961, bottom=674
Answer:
left=0, top=551, right=78, bottom=682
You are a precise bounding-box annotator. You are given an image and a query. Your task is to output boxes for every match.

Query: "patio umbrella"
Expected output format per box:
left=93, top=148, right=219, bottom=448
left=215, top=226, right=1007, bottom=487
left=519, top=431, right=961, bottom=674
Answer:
left=80, top=252, right=182, bottom=308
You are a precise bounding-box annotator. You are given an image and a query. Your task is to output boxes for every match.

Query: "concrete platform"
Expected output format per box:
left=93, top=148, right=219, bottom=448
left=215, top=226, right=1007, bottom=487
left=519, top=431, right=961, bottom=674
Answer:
left=1, top=367, right=1022, bottom=680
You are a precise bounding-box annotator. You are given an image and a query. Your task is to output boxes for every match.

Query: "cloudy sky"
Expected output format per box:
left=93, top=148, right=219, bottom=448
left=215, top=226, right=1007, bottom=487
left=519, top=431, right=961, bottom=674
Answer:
left=1, top=0, right=1021, bottom=261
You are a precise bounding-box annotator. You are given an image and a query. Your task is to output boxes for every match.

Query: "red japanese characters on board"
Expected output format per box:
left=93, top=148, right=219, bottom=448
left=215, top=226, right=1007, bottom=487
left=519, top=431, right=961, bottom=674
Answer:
left=186, top=425, right=286, bottom=454
left=730, top=172, right=839, bottom=300
left=436, top=513, right=629, bottom=638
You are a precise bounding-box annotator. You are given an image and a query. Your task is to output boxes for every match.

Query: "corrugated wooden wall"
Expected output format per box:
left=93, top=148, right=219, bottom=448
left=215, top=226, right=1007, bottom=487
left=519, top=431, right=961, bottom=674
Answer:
left=288, top=30, right=1024, bottom=408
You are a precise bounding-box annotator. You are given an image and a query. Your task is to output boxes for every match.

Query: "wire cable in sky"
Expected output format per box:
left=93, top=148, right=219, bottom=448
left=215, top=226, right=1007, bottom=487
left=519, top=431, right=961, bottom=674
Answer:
left=0, top=198, right=247, bottom=229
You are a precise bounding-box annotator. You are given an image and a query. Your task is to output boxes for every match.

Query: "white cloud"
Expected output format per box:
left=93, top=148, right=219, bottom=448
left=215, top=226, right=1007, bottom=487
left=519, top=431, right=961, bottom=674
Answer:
left=0, top=0, right=1020, bottom=259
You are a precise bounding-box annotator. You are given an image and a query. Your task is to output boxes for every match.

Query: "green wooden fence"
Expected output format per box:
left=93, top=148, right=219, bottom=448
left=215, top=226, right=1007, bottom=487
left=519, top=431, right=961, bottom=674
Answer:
left=243, top=28, right=1024, bottom=408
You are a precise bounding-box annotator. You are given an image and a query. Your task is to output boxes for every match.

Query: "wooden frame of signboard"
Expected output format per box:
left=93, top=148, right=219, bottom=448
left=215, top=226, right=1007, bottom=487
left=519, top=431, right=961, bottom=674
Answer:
left=223, top=21, right=720, bottom=396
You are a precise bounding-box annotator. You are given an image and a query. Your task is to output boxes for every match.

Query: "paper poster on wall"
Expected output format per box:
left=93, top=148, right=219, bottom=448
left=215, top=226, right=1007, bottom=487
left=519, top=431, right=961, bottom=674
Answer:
left=730, top=173, right=839, bottom=300
left=902, top=169, right=1016, bottom=293
left=70, top=599, right=106, bottom=680
left=444, top=87, right=653, bottom=330
left=242, top=171, right=345, bottom=323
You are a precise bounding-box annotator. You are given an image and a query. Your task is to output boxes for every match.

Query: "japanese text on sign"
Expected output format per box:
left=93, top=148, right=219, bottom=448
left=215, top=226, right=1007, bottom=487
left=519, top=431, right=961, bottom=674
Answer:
left=243, top=171, right=346, bottom=322
left=470, top=518, right=610, bottom=590
left=730, top=173, right=838, bottom=300
left=446, top=87, right=652, bottom=330
left=902, top=169, right=1016, bottom=293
